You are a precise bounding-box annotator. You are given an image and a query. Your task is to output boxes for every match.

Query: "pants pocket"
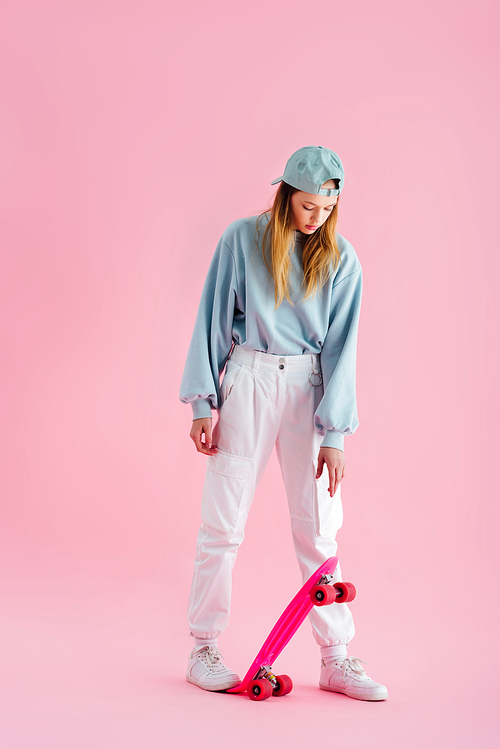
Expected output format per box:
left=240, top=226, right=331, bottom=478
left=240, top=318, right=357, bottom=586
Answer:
left=312, top=460, right=344, bottom=538
left=220, top=359, right=246, bottom=407
left=201, top=449, right=251, bottom=534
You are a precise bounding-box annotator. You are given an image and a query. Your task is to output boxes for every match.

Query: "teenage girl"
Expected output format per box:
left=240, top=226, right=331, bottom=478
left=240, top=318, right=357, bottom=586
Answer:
left=179, top=145, right=388, bottom=701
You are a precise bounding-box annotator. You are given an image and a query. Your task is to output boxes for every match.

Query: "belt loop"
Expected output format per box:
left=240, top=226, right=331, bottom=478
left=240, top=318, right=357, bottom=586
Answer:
left=253, top=350, right=260, bottom=372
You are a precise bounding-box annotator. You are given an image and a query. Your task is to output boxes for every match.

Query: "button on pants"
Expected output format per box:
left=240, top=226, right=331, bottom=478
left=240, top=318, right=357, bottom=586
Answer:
left=187, top=345, right=355, bottom=648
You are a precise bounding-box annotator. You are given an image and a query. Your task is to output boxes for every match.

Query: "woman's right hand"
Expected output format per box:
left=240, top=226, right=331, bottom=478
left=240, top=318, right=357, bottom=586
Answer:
left=190, top=417, right=218, bottom=456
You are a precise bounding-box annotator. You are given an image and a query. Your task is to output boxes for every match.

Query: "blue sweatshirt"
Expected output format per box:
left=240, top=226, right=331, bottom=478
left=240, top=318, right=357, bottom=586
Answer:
left=179, top=212, right=363, bottom=451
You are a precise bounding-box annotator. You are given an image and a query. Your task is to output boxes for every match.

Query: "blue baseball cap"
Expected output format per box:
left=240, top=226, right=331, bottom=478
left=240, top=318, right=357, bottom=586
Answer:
left=271, top=145, right=345, bottom=196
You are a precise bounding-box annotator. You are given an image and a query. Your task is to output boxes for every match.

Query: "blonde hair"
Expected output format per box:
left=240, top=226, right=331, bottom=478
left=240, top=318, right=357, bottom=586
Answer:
left=254, top=181, right=343, bottom=309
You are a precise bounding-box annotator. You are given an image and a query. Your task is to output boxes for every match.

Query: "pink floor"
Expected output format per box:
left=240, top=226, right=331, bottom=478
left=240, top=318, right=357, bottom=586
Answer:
left=1, top=563, right=496, bottom=749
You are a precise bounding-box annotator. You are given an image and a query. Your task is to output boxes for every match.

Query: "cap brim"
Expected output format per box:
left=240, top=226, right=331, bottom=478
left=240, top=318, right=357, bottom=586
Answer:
left=270, top=176, right=283, bottom=185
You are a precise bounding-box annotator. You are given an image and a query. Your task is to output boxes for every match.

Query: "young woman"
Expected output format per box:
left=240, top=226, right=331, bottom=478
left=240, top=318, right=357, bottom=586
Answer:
left=179, top=145, right=388, bottom=701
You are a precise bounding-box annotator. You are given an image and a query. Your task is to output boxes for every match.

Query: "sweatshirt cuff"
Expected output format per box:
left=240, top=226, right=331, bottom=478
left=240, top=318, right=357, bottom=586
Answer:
left=320, top=430, right=345, bottom=451
left=191, top=399, right=213, bottom=420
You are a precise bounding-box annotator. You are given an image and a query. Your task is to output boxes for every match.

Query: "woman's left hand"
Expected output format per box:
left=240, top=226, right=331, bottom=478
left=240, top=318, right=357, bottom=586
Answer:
left=316, top=447, right=345, bottom=497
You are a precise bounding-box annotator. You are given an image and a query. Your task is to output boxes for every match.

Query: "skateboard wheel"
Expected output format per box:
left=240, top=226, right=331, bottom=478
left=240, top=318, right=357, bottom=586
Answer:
left=248, top=679, right=273, bottom=701
left=272, top=674, right=293, bottom=697
left=333, top=582, right=356, bottom=603
left=310, top=584, right=337, bottom=606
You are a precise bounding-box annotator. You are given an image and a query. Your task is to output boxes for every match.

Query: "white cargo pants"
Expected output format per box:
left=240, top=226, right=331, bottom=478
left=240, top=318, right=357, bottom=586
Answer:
left=187, top=345, right=355, bottom=648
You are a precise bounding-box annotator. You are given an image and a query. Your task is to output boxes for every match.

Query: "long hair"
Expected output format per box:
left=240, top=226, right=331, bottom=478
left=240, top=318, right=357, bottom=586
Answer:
left=254, top=181, right=343, bottom=309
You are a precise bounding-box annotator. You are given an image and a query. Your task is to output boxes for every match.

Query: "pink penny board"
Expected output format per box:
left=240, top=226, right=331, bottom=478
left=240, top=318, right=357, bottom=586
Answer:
left=227, top=556, right=339, bottom=695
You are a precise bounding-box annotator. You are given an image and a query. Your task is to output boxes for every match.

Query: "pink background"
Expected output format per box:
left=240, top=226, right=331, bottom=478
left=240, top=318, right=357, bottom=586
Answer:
left=1, top=1, right=499, bottom=746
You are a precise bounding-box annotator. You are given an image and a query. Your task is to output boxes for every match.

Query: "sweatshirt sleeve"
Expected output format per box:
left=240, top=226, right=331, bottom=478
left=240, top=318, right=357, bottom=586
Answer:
left=179, top=237, right=237, bottom=419
left=315, top=267, right=363, bottom=451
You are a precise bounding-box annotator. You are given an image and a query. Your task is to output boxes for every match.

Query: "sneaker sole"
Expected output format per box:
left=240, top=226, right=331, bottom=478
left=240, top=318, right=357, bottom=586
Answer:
left=319, top=683, right=388, bottom=701
left=186, top=675, right=242, bottom=692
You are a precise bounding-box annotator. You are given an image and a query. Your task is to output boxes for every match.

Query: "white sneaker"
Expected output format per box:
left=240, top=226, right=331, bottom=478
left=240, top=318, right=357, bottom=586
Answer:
left=186, top=645, right=241, bottom=691
left=319, top=656, right=388, bottom=701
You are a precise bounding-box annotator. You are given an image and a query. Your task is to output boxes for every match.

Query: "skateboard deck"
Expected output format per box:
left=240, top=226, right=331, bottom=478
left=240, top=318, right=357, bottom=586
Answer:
left=227, top=556, right=356, bottom=700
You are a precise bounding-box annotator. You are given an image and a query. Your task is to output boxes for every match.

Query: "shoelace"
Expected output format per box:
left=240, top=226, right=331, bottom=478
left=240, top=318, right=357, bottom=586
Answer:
left=195, top=646, right=227, bottom=673
left=339, top=656, right=368, bottom=683
left=322, top=656, right=368, bottom=683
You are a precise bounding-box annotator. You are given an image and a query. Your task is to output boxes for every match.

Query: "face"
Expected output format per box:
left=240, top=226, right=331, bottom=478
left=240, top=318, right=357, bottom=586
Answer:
left=289, top=181, right=338, bottom=234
